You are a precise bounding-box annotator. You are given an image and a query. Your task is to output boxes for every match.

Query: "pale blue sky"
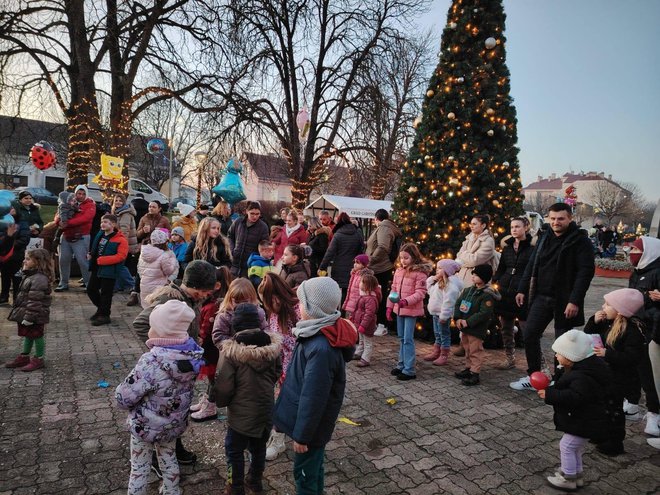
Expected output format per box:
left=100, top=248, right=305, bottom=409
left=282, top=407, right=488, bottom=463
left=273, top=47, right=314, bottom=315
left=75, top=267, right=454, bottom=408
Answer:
left=416, top=0, right=660, bottom=200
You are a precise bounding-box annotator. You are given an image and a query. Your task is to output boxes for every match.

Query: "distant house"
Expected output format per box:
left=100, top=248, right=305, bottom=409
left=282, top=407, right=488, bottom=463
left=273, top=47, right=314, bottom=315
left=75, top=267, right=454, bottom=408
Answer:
left=241, top=152, right=293, bottom=203
left=0, top=115, right=68, bottom=192
left=523, top=171, right=628, bottom=210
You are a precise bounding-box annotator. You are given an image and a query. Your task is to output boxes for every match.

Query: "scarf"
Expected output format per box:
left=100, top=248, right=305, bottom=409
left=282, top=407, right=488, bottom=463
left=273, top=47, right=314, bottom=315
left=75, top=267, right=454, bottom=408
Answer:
left=293, top=311, right=340, bottom=339
left=285, top=223, right=302, bottom=237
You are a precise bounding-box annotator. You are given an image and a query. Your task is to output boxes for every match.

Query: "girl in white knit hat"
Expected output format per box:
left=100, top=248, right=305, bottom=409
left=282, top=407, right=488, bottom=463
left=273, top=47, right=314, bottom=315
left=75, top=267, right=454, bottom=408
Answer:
left=539, top=329, right=612, bottom=491
left=583, top=288, right=653, bottom=453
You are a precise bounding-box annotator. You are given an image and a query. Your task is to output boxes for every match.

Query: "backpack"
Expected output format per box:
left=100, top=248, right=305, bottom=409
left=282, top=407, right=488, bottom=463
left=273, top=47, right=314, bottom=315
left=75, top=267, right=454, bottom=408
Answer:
left=389, top=234, right=402, bottom=263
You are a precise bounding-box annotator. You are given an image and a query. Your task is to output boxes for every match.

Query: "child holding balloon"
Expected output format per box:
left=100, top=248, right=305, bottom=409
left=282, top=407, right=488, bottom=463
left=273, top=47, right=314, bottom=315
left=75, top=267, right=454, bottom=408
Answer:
left=583, top=288, right=648, bottom=456
left=539, top=330, right=612, bottom=491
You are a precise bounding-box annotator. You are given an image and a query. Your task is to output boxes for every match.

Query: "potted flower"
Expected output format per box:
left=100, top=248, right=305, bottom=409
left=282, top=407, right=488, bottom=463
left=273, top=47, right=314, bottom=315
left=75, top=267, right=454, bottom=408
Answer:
left=595, top=258, right=634, bottom=279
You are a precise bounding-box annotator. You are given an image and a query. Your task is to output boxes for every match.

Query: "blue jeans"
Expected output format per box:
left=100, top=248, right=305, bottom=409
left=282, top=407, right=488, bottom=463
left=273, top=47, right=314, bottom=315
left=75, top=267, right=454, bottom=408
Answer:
left=294, top=447, right=325, bottom=495
left=58, top=235, right=90, bottom=287
left=432, top=316, right=451, bottom=347
left=114, top=264, right=134, bottom=291
left=225, top=427, right=269, bottom=492
left=396, top=315, right=417, bottom=376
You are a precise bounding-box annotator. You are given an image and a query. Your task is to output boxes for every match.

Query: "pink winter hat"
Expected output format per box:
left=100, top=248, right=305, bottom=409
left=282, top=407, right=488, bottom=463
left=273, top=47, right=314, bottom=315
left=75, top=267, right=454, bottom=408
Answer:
left=354, top=254, right=370, bottom=266
left=437, top=259, right=461, bottom=276
left=604, top=288, right=644, bottom=318
left=148, top=300, right=195, bottom=342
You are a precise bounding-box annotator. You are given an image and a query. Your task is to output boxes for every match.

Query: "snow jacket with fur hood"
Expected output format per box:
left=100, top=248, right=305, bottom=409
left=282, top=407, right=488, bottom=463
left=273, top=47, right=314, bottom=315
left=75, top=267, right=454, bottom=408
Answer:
left=386, top=262, right=433, bottom=317
left=137, top=245, right=179, bottom=308
left=214, top=329, right=282, bottom=438
left=115, top=337, right=203, bottom=443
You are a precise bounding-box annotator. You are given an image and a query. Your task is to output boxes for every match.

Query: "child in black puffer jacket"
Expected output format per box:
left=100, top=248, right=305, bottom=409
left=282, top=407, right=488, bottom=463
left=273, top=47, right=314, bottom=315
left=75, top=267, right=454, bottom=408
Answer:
left=539, top=330, right=612, bottom=491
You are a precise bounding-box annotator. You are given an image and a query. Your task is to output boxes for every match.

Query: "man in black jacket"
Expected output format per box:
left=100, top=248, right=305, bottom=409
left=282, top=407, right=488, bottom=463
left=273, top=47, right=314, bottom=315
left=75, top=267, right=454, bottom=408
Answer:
left=228, top=201, right=269, bottom=277
left=510, top=203, right=595, bottom=391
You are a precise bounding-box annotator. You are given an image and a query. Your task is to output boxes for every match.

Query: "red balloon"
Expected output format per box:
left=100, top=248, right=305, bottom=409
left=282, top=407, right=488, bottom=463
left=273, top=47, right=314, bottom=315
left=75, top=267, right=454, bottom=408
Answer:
left=530, top=371, right=550, bottom=390
left=30, top=145, right=56, bottom=170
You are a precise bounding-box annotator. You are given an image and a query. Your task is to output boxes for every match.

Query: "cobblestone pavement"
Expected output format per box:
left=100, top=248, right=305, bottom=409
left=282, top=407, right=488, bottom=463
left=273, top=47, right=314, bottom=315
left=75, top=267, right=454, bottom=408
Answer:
left=1, top=276, right=659, bottom=494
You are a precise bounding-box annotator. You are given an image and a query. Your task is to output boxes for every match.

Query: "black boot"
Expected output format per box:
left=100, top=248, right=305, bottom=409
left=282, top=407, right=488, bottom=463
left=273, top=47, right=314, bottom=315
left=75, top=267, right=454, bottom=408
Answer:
left=461, top=372, right=480, bottom=386
left=454, top=368, right=471, bottom=379
left=176, top=437, right=197, bottom=465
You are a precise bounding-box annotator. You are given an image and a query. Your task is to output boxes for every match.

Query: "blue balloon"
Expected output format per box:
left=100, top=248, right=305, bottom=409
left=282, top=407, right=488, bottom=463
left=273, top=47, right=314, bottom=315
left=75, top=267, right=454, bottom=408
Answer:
left=0, top=190, right=14, bottom=218
left=212, top=158, right=246, bottom=205
left=147, top=138, right=166, bottom=156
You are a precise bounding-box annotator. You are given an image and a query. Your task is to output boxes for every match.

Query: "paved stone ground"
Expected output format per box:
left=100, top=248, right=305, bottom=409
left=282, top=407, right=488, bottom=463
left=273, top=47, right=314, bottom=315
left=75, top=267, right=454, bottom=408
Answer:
left=1, top=276, right=659, bottom=494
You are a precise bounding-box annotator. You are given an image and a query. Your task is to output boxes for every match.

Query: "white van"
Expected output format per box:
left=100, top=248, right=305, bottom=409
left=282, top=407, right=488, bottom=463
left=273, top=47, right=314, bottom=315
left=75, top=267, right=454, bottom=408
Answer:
left=85, top=173, right=170, bottom=210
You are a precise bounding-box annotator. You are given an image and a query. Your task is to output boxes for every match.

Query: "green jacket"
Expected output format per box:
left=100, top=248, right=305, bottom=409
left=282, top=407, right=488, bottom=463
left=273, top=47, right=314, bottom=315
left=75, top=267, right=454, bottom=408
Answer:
left=453, top=284, right=501, bottom=340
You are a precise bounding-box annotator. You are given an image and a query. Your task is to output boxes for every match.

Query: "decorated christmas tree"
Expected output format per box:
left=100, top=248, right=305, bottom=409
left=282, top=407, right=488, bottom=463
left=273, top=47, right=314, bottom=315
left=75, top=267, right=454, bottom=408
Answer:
left=393, top=0, right=524, bottom=259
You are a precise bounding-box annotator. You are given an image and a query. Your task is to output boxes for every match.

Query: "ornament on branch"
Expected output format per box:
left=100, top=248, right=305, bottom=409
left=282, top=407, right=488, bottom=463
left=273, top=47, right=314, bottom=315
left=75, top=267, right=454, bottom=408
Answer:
left=448, top=22, right=457, bottom=29
left=408, top=186, right=418, bottom=193
left=447, top=112, right=456, bottom=120
left=427, top=89, right=435, bottom=98
left=487, top=130, right=494, bottom=136
left=503, top=161, right=510, bottom=167
left=485, top=37, right=497, bottom=49
left=413, top=114, right=422, bottom=128
left=486, top=108, right=495, bottom=115
left=456, top=77, right=464, bottom=83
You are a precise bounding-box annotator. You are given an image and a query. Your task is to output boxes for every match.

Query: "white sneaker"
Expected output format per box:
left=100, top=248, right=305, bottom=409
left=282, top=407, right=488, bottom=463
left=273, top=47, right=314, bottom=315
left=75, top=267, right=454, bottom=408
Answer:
left=624, top=401, right=642, bottom=421
left=265, top=431, right=286, bottom=461
left=374, top=324, right=388, bottom=337
left=191, top=399, right=217, bottom=422
left=648, top=437, right=660, bottom=449
left=190, top=394, right=208, bottom=413
left=509, top=376, right=534, bottom=391
left=644, top=412, right=660, bottom=436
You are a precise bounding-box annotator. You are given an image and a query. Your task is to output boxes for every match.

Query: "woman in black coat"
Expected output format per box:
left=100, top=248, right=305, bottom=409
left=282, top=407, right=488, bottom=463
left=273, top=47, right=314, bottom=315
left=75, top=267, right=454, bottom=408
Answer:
left=306, top=218, right=331, bottom=275
left=492, top=216, right=535, bottom=370
left=319, top=213, right=364, bottom=300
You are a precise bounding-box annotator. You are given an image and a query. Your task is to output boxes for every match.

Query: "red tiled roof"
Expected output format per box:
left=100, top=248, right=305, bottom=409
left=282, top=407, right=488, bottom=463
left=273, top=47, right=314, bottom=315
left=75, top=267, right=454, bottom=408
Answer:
left=524, top=178, right=563, bottom=190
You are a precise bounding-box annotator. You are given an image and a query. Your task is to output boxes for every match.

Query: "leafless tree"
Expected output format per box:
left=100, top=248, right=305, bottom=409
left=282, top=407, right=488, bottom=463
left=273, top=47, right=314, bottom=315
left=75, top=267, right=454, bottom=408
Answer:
left=0, top=151, right=29, bottom=189
left=209, top=0, right=426, bottom=208
left=341, top=34, right=432, bottom=199
left=0, top=0, right=225, bottom=188
left=589, top=181, right=633, bottom=225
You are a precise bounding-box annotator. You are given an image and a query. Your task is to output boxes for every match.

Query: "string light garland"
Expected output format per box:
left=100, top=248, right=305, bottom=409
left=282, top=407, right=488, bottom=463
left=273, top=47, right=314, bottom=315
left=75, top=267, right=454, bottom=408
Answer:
left=392, top=0, right=524, bottom=260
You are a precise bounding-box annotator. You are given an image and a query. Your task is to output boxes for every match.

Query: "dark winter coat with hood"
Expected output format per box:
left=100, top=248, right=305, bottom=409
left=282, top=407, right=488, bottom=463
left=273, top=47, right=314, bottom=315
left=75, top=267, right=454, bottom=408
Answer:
left=307, top=226, right=331, bottom=275
left=228, top=215, right=270, bottom=276
left=453, top=283, right=501, bottom=340
left=517, top=222, right=595, bottom=328
left=492, top=234, right=535, bottom=318
left=319, top=223, right=364, bottom=288
left=544, top=355, right=612, bottom=441
left=282, top=260, right=311, bottom=290
left=584, top=315, right=647, bottom=399
left=8, top=270, right=52, bottom=324
left=628, top=237, right=660, bottom=344
left=214, top=329, right=282, bottom=438
left=273, top=317, right=357, bottom=448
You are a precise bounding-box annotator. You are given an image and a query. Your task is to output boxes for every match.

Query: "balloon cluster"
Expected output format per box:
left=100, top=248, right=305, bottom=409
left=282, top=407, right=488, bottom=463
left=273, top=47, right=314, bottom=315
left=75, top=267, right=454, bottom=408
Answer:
left=0, top=190, right=16, bottom=233
left=30, top=141, right=57, bottom=170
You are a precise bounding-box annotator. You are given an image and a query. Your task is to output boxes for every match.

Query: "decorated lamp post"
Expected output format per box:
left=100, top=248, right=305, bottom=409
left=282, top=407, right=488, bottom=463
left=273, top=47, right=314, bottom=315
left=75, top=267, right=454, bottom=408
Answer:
left=194, top=151, right=208, bottom=209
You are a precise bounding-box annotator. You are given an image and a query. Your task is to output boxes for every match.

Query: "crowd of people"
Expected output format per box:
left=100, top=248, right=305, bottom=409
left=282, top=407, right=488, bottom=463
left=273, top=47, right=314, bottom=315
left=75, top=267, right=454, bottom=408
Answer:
left=1, top=188, right=659, bottom=494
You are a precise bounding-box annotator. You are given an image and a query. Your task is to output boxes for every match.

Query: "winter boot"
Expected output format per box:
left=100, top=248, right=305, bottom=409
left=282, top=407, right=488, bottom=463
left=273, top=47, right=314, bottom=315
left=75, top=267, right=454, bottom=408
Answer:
left=175, top=438, right=197, bottom=465
left=245, top=468, right=264, bottom=494
left=190, top=393, right=209, bottom=413
left=546, top=472, right=577, bottom=491
left=5, top=354, right=30, bottom=368
left=644, top=412, right=660, bottom=436
left=452, top=345, right=465, bottom=357
left=423, top=344, right=442, bottom=362
left=191, top=399, right=217, bottom=422
left=20, top=357, right=44, bottom=372
left=126, top=291, right=139, bottom=306
left=495, top=352, right=515, bottom=370
left=432, top=347, right=450, bottom=366
left=265, top=431, right=286, bottom=461
left=461, top=372, right=480, bottom=386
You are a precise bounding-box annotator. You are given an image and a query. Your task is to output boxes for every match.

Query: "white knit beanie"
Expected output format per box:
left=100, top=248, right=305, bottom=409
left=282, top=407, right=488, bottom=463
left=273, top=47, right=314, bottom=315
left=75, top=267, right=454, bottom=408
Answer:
left=177, top=202, right=195, bottom=217
left=148, top=300, right=194, bottom=342
left=297, top=277, right=341, bottom=318
left=552, top=329, right=594, bottom=363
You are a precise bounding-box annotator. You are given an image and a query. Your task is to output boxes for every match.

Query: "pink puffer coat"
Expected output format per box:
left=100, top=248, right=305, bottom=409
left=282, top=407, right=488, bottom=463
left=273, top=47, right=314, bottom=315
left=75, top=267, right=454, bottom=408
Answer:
left=386, top=263, right=433, bottom=317
left=137, top=245, right=179, bottom=308
left=342, top=267, right=374, bottom=314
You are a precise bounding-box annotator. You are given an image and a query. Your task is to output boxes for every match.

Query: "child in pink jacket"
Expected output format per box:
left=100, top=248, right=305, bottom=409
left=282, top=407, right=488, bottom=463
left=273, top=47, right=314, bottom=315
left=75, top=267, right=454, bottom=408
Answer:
left=342, top=254, right=372, bottom=316
left=137, top=229, right=179, bottom=308
left=351, top=274, right=380, bottom=368
left=386, top=243, right=433, bottom=380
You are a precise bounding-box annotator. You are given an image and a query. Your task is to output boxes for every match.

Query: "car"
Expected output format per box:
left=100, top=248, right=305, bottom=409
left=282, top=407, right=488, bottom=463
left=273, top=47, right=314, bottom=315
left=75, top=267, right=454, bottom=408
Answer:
left=11, top=187, right=59, bottom=205
left=171, top=197, right=197, bottom=208
left=85, top=174, right=170, bottom=210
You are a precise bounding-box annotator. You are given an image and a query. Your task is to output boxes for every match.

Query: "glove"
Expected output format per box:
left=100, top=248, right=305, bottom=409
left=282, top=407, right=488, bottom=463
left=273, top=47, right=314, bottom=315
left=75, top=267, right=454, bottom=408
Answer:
left=358, top=326, right=366, bottom=334
left=21, top=320, right=34, bottom=326
left=398, top=299, right=408, bottom=308
left=386, top=308, right=393, bottom=322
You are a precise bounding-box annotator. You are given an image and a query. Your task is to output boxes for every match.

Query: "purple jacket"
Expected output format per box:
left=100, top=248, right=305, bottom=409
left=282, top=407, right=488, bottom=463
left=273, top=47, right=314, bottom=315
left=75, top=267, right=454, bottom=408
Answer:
left=115, top=338, right=203, bottom=443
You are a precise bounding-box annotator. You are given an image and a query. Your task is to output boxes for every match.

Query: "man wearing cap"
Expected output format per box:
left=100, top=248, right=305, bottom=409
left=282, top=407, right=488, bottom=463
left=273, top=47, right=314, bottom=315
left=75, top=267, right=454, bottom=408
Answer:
left=132, top=259, right=217, bottom=470
left=228, top=201, right=269, bottom=277
left=510, top=203, right=595, bottom=391
left=55, top=185, right=96, bottom=291
left=273, top=277, right=357, bottom=494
